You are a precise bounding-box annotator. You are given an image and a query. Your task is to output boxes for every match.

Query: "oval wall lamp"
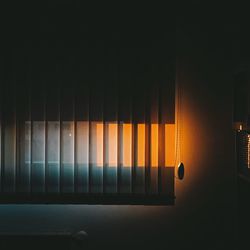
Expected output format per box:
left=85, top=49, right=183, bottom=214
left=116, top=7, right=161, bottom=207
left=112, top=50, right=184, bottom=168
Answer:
left=177, top=162, right=185, bottom=180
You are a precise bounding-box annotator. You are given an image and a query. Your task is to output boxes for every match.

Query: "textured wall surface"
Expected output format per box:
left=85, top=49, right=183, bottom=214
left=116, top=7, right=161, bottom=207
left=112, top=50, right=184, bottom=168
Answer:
left=0, top=5, right=239, bottom=250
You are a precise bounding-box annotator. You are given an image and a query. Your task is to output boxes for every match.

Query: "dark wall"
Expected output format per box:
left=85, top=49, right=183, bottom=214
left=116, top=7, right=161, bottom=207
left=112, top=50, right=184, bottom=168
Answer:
left=0, top=3, right=242, bottom=250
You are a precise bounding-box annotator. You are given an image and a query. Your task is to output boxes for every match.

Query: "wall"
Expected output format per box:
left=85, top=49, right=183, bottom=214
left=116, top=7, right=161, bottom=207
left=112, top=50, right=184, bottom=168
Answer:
left=0, top=10, right=238, bottom=250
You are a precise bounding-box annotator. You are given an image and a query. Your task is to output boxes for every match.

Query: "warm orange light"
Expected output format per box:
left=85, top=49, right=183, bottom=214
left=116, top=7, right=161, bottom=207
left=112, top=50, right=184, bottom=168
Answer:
left=108, top=123, right=118, bottom=167
left=88, top=122, right=176, bottom=168
left=151, top=124, right=158, bottom=167
left=165, top=124, right=175, bottom=167
left=96, top=123, right=103, bottom=167
left=122, top=123, right=132, bottom=167
left=137, top=124, right=145, bottom=167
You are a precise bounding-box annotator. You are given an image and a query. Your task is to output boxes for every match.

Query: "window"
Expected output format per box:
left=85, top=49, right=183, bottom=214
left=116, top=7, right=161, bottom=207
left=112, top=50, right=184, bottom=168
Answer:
left=0, top=17, right=176, bottom=204
left=0, top=76, right=176, bottom=205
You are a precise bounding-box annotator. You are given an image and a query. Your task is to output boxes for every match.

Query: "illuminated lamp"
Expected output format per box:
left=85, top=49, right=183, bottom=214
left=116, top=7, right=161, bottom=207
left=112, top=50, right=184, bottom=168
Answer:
left=233, top=71, right=250, bottom=178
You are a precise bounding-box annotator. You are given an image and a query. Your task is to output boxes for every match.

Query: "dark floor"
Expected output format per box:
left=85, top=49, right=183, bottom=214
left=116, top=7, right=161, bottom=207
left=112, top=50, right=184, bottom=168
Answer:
left=0, top=232, right=89, bottom=250
left=0, top=236, right=71, bottom=250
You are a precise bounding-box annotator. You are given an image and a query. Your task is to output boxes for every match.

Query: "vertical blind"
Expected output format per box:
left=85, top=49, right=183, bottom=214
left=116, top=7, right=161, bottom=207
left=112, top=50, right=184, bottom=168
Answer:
left=0, top=75, right=176, bottom=204
left=0, top=10, right=176, bottom=204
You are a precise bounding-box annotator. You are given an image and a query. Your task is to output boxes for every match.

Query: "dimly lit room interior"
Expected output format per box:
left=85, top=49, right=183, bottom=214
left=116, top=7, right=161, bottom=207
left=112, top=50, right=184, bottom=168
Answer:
left=0, top=2, right=249, bottom=250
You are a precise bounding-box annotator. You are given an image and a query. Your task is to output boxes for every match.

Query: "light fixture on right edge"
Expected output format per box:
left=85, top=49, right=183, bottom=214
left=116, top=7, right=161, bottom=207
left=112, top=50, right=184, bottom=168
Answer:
left=233, top=70, right=250, bottom=178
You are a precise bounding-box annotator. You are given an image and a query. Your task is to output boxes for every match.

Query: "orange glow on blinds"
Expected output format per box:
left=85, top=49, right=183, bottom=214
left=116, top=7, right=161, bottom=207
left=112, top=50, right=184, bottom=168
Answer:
left=137, top=124, right=145, bottom=167
left=96, top=123, right=103, bottom=167
left=165, top=124, right=175, bottom=167
left=122, top=123, right=132, bottom=167
left=151, top=124, right=158, bottom=167
left=108, top=123, right=118, bottom=167
left=91, top=122, right=176, bottom=168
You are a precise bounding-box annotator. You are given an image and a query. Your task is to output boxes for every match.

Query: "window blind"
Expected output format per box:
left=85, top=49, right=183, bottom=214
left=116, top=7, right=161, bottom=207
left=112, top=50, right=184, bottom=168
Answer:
left=0, top=12, right=176, bottom=204
left=0, top=70, right=175, bottom=205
